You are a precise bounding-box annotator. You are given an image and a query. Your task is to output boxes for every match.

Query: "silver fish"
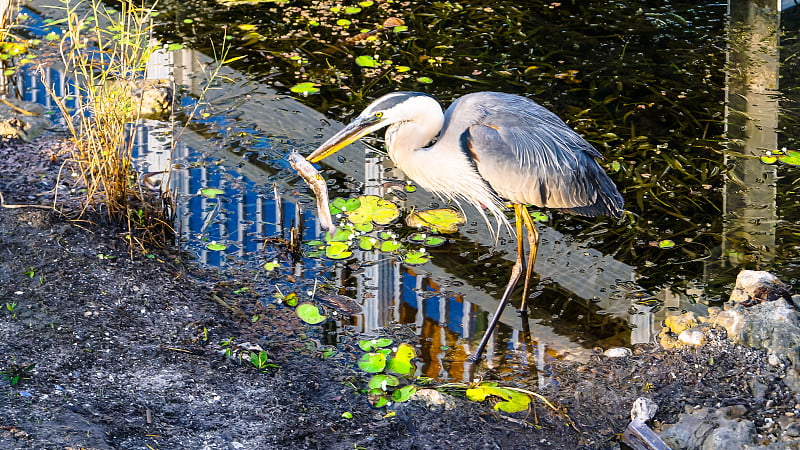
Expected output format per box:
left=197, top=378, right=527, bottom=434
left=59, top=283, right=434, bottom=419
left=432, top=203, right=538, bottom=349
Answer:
left=287, top=151, right=335, bottom=232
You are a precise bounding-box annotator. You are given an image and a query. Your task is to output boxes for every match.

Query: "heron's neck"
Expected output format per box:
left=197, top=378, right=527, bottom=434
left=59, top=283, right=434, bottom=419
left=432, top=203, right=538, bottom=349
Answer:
left=384, top=115, right=443, bottom=159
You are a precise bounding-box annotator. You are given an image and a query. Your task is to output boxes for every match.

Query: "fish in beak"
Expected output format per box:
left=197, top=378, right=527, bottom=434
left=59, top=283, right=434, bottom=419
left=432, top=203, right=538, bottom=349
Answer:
left=306, top=115, right=385, bottom=162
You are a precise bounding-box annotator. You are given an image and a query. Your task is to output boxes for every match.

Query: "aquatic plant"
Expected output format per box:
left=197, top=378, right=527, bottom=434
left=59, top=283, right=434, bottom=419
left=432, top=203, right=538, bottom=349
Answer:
left=44, top=0, right=175, bottom=252
left=306, top=194, right=463, bottom=265
left=356, top=338, right=418, bottom=407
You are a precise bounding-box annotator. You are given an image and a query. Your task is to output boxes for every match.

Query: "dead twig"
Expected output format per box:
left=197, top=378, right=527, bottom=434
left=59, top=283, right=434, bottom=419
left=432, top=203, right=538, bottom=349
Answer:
left=0, top=191, right=54, bottom=210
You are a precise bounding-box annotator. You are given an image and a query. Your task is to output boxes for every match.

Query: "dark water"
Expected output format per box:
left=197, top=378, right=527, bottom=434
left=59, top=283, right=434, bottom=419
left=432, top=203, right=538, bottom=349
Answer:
left=16, top=1, right=800, bottom=380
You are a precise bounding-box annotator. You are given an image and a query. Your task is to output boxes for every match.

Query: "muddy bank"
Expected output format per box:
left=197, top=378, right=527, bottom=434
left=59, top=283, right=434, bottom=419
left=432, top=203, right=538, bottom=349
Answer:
left=1, top=134, right=798, bottom=449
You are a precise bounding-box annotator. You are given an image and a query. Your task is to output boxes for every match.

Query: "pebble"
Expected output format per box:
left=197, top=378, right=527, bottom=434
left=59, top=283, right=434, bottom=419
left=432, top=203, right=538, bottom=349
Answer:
left=678, top=328, right=707, bottom=347
left=604, top=347, right=632, bottom=358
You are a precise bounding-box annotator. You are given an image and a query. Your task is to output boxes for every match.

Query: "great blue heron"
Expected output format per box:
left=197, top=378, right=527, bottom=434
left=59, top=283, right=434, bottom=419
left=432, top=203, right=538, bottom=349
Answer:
left=307, top=91, right=623, bottom=361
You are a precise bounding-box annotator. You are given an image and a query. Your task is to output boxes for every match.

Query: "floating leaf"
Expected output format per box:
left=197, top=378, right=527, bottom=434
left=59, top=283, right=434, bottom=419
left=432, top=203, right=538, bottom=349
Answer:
left=345, top=195, right=400, bottom=225
left=760, top=155, right=778, bottom=164
left=354, top=222, right=374, bottom=233
left=206, top=242, right=227, bottom=251
left=368, top=374, right=400, bottom=390
left=356, top=55, right=379, bottom=67
left=466, top=385, right=531, bottom=413
left=290, top=82, right=320, bottom=95
left=386, top=343, right=415, bottom=375
left=393, top=25, right=408, bottom=32
left=776, top=150, right=800, bottom=165
left=359, top=236, right=377, bottom=251
left=403, top=251, right=430, bottom=265
left=330, top=197, right=361, bottom=214
left=200, top=187, right=225, bottom=198
left=325, top=241, right=353, bottom=259
left=417, top=76, right=433, bottom=84
left=368, top=390, right=389, bottom=407
left=167, top=43, right=184, bottom=51
left=341, top=411, right=353, bottom=419
left=395, top=65, right=411, bottom=73
left=296, top=303, right=327, bottom=324
left=658, top=239, right=675, bottom=249
left=392, top=385, right=417, bottom=402
left=336, top=18, right=351, bottom=27
left=531, top=211, right=549, bottom=222
left=358, top=338, right=393, bottom=351
left=358, top=352, right=386, bottom=373
left=325, top=228, right=353, bottom=242
left=263, top=261, right=279, bottom=271
left=283, top=292, right=298, bottom=306
left=379, top=240, right=401, bottom=252
left=406, top=208, right=465, bottom=233
left=344, top=6, right=362, bottom=13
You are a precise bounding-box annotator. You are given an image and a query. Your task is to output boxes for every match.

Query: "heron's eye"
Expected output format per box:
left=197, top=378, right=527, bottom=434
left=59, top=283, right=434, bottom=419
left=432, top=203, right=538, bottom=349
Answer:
left=374, top=112, right=383, bottom=118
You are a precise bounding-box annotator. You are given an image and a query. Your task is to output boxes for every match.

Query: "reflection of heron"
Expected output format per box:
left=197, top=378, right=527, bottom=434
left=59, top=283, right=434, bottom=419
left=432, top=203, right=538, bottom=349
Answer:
left=307, top=91, right=624, bottom=361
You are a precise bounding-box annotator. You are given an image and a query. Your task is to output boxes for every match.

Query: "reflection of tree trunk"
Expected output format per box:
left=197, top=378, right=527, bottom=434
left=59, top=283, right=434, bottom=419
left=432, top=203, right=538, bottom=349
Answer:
left=723, top=0, right=780, bottom=267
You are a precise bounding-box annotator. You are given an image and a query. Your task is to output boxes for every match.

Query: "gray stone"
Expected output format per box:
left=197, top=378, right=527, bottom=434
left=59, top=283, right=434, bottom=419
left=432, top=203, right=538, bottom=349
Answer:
left=0, top=99, right=50, bottom=142
left=659, top=406, right=757, bottom=450
left=729, top=270, right=789, bottom=306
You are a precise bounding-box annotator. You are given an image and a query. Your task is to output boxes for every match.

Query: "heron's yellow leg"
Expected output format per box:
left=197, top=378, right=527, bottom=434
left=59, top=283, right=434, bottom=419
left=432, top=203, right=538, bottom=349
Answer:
left=517, top=205, right=539, bottom=313
left=467, top=204, right=526, bottom=362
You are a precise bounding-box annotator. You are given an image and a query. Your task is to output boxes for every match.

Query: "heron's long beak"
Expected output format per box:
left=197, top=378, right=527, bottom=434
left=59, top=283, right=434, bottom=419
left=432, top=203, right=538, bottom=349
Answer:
left=307, top=116, right=383, bottom=162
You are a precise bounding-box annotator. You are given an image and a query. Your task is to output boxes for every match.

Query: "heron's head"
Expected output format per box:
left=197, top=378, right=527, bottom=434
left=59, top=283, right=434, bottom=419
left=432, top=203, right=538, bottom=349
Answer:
left=307, top=92, right=441, bottom=162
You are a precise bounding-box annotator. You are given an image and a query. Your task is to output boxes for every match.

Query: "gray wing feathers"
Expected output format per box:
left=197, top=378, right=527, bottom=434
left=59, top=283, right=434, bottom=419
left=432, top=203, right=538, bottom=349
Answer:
left=452, top=92, right=623, bottom=218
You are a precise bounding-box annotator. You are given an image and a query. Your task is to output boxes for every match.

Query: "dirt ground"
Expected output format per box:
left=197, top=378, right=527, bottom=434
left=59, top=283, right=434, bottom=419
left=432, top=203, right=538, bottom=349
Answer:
left=1, top=134, right=798, bottom=449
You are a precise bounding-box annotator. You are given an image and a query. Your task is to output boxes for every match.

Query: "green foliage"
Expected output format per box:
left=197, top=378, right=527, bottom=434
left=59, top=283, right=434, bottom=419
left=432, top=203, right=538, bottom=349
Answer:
left=296, top=302, right=327, bottom=324
left=406, top=209, right=465, bottom=234
left=200, top=187, right=225, bottom=198
left=0, top=362, right=35, bottom=386
left=249, top=350, right=278, bottom=371
left=356, top=338, right=418, bottom=407
left=206, top=242, right=227, bottom=251
left=465, top=384, right=532, bottom=413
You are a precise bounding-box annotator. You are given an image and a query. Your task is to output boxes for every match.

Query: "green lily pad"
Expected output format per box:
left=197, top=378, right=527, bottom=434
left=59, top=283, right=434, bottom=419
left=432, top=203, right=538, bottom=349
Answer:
left=263, top=261, right=279, bottom=271
left=330, top=197, right=362, bottom=214
left=283, top=292, right=298, bottom=307
left=406, top=208, right=466, bottom=233
left=761, top=155, right=778, bottom=164
left=658, top=239, right=675, bottom=249
left=359, top=236, right=377, bottom=251
left=368, top=374, right=400, bottom=390
left=354, top=222, right=374, bottom=233
left=386, top=343, right=415, bottom=375
left=344, top=6, right=361, bottom=13
left=345, top=195, right=400, bottom=226
left=296, top=303, right=327, bottom=324
left=206, top=242, right=227, bottom=251
left=336, top=18, right=351, bottom=27
left=368, top=390, right=389, bottom=408
left=777, top=150, right=800, bottom=165
left=200, top=187, right=225, bottom=198
left=531, top=211, right=549, bottom=222
left=325, top=241, right=352, bottom=259
left=356, top=55, right=378, bottom=67
left=403, top=251, right=430, bottom=265
left=466, top=385, right=531, bottom=413
left=290, top=82, right=320, bottom=95
left=392, top=385, right=417, bottom=402
left=358, top=352, right=387, bottom=373
left=325, top=228, right=353, bottom=242
left=379, top=240, right=401, bottom=252
left=409, top=234, right=446, bottom=246
left=417, top=76, right=433, bottom=84
left=358, top=338, right=393, bottom=351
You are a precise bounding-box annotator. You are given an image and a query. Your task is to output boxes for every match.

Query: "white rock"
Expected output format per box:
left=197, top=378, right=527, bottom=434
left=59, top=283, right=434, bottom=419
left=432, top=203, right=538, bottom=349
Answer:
left=604, top=347, right=632, bottom=358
